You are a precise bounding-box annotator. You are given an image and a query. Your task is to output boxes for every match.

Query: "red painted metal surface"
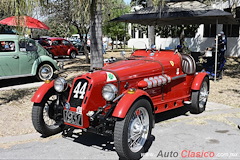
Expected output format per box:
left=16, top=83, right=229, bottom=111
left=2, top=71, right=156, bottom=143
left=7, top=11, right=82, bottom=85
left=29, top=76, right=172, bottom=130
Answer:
left=31, top=80, right=55, bottom=103
left=191, top=72, right=208, bottom=90
left=112, top=89, right=151, bottom=118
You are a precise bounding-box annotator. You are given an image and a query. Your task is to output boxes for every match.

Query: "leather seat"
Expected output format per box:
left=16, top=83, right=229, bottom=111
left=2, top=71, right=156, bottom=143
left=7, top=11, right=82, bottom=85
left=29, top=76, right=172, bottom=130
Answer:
left=181, top=54, right=196, bottom=74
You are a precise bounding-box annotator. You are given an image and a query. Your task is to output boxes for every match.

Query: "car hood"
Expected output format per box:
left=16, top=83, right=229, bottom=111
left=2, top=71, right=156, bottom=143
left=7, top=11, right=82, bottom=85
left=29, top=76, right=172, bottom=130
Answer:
left=102, top=59, right=163, bottom=81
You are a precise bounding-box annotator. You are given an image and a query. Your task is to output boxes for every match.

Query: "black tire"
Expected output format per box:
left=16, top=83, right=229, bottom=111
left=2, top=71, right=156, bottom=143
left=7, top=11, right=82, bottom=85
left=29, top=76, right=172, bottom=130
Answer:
left=36, top=63, right=54, bottom=81
left=114, top=99, right=153, bottom=160
left=190, top=76, right=209, bottom=114
left=32, top=89, right=64, bottom=136
left=70, top=51, right=77, bottom=59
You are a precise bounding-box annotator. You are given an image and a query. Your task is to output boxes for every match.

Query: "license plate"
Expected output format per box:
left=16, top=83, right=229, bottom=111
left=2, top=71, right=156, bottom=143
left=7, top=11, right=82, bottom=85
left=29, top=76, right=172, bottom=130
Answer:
left=63, top=110, right=82, bottom=126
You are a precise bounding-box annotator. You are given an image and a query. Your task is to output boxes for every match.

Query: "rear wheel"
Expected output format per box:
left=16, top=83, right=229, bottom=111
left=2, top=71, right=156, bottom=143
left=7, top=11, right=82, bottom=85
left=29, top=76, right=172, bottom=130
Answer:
left=36, top=63, right=54, bottom=81
left=32, top=89, right=64, bottom=136
left=70, top=51, right=77, bottom=59
left=190, top=76, right=209, bottom=114
left=114, top=99, right=153, bottom=160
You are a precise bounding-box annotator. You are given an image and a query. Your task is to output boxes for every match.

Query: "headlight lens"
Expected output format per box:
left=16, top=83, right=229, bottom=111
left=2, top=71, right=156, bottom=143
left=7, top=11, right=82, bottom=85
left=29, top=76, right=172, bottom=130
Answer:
left=102, top=84, right=118, bottom=101
left=54, top=77, right=68, bottom=92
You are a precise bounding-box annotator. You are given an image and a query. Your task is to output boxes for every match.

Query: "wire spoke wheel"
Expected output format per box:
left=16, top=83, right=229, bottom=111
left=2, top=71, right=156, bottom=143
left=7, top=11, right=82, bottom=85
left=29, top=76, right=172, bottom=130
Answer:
left=32, top=90, right=64, bottom=136
left=128, top=107, right=149, bottom=153
left=114, top=99, right=153, bottom=160
left=199, top=81, right=209, bottom=109
left=42, top=95, right=58, bottom=127
left=190, top=76, right=209, bottom=114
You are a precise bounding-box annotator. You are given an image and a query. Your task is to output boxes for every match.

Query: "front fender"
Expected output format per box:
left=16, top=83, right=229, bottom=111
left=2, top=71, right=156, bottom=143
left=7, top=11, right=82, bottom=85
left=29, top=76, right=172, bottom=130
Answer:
left=31, top=56, right=59, bottom=75
left=31, top=80, right=55, bottom=103
left=191, top=72, right=208, bottom=90
left=112, top=89, right=151, bottom=118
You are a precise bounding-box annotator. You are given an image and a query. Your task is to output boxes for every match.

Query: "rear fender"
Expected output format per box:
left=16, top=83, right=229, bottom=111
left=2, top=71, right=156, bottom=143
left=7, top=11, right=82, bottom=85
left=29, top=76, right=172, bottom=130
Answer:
left=112, top=89, right=152, bottom=118
left=31, top=80, right=55, bottom=103
left=191, top=72, right=208, bottom=90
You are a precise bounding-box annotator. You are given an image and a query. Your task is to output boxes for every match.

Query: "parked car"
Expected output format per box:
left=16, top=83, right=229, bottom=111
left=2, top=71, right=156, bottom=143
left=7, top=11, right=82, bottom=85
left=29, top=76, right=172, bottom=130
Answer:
left=40, top=37, right=78, bottom=58
left=0, top=34, right=59, bottom=81
left=31, top=49, right=209, bottom=159
left=70, top=39, right=90, bottom=53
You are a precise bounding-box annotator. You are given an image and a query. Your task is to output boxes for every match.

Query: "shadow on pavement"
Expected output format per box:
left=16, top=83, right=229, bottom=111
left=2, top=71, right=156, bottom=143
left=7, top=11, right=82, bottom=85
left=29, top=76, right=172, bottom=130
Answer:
left=61, top=106, right=189, bottom=154
left=0, top=76, right=38, bottom=88
left=68, top=132, right=115, bottom=151
left=155, top=106, right=190, bottom=123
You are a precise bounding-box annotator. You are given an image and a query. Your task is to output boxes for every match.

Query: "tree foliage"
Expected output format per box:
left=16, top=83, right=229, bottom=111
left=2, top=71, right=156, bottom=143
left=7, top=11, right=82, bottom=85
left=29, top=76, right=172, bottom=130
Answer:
left=102, top=0, right=130, bottom=44
left=155, top=24, right=199, bottom=38
left=0, top=0, right=39, bottom=17
left=0, top=0, right=42, bottom=34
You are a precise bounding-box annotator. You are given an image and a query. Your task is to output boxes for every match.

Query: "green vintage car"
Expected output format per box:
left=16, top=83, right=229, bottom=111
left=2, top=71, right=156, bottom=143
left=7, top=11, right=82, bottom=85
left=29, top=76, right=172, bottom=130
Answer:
left=0, top=34, right=59, bottom=81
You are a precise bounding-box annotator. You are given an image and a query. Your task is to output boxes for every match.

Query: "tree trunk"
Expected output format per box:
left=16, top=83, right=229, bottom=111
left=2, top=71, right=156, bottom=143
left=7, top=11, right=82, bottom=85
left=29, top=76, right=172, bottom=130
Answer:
left=90, top=0, right=103, bottom=69
left=148, top=26, right=155, bottom=47
left=147, top=0, right=155, bottom=47
left=76, top=27, right=90, bottom=64
left=116, top=35, right=118, bottom=49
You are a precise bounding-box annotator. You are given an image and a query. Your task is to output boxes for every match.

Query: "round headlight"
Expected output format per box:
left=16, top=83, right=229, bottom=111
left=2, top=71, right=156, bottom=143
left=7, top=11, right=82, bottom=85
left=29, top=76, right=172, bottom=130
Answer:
left=102, top=84, right=118, bottom=101
left=54, top=77, right=68, bottom=92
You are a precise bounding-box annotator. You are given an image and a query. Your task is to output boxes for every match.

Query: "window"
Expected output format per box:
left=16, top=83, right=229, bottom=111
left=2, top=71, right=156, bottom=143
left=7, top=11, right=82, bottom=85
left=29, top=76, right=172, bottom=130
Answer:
left=204, top=24, right=240, bottom=37
left=62, top=40, right=70, bottom=45
left=19, top=39, right=37, bottom=52
left=0, top=41, right=15, bottom=52
left=138, top=29, right=144, bottom=38
left=223, top=24, right=239, bottom=37
left=52, top=40, right=60, bottom=45
left=131, top=27, right=136, bottom=38
left=203, top=24, right=216, bottom=37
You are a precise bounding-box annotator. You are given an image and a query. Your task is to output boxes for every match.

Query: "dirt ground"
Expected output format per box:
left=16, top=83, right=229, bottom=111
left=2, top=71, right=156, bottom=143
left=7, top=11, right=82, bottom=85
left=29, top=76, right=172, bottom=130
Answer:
left=0, top=51, right=239, bottom=137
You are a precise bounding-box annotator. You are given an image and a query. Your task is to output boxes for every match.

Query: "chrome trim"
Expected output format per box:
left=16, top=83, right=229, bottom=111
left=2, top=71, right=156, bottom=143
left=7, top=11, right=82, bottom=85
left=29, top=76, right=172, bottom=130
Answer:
left=172, top=74, right=187, bottom=80
left=113, top=93, right=125, bottom=103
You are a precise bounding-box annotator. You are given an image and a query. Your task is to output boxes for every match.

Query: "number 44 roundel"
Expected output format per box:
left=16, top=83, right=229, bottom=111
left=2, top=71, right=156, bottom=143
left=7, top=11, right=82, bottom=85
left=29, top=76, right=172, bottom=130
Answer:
left=73, top=81, right=88, bottom=99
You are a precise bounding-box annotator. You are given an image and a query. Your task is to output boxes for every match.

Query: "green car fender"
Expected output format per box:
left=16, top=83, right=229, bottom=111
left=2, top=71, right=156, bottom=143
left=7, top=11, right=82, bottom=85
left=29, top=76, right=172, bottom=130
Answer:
left=31, top=55, right=59, bottom=75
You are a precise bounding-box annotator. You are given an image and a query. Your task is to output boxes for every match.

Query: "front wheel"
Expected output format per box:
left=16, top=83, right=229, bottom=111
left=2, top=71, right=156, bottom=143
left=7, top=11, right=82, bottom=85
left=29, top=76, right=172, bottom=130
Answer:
left=32, top=89, right=64, bottom=136
left=114, top=99, right=153, bottom=160
left=190, top=76, right=209, bottom=114
left=36, top=63, right=54, bottom=81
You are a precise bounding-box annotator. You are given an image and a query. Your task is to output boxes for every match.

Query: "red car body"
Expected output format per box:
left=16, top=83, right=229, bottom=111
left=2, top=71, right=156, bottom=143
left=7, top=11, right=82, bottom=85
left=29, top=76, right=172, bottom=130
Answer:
left=32, top=49, right=209, bottom=159
left=41, top=37, right=78, bottom=58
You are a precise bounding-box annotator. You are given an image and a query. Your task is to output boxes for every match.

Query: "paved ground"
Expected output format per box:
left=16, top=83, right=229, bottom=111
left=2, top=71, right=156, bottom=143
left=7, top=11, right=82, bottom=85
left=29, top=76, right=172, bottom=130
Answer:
left=0, top=102, right=239, bottom=159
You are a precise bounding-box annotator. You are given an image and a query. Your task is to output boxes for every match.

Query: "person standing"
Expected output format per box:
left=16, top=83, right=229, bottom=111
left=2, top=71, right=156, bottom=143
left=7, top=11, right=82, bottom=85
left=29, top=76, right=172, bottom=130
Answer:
left=102, top=36, right=108, bottom=54
left=217, top=31, right=227, bottom=78
left=218, top=31, right=227, bottom=60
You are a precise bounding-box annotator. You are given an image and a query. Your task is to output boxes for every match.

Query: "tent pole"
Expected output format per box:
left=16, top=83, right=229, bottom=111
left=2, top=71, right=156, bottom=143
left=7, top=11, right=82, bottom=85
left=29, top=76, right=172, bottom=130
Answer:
left=124, top=21, right=126, bottom=51
left=214, top=19, right=218, bottom=82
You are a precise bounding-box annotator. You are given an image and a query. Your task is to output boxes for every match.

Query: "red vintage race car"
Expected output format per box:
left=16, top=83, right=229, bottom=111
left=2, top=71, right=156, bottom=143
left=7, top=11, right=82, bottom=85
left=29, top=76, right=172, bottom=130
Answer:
left=31, top=49, right=209, bottom=160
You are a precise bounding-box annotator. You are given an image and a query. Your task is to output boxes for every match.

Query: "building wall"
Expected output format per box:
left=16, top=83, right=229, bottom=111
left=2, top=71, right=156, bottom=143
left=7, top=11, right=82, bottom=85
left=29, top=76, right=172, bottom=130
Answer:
left=127, top=24, right=240, bottom=57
